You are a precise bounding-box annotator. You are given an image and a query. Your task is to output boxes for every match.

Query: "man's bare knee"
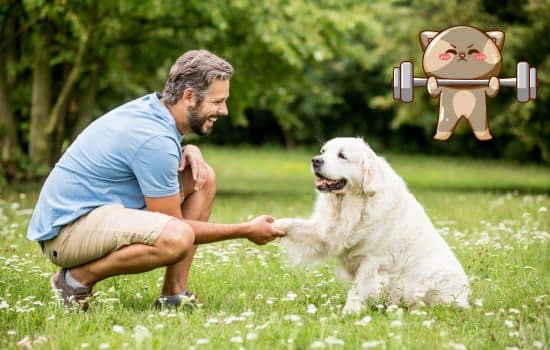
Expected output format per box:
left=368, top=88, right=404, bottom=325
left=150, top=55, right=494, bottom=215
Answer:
left=203, top=164, right=216, bottom=194
left=155, top=219, right=195, bottom=264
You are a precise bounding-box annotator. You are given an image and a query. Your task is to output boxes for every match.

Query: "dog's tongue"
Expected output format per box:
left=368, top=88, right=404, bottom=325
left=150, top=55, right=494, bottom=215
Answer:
left=316, top=177, right=339, bottom=187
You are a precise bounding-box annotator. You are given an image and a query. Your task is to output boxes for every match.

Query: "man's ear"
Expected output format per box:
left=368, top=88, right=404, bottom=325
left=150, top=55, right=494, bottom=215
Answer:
left=486, top=31, right=505, bottom=50
left=361, top=156, right=382, bottom=196
left=182, top=88, right=197, bottom=107
left=420, top=31, right=438, bottom=50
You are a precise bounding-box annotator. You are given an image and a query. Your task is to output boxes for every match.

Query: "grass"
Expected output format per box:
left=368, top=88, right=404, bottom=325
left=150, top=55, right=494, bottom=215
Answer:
left=0, top=145, right=549, bottom=349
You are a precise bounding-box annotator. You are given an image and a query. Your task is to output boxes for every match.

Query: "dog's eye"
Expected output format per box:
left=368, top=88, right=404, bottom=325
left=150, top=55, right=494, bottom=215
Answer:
left=320, top=149, right=325, bottom=154
left=338, top=152, right=347, bottom=160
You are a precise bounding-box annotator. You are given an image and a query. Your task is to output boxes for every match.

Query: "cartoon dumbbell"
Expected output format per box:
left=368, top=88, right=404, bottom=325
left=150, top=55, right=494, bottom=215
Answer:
left=392, top=61, right=537, bottom=103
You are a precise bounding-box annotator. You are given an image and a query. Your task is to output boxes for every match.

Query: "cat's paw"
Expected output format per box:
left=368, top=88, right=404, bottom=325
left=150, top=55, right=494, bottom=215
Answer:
left=426, top=77, right=441, bottom=96
left=487, top=76, right=500, bottom=97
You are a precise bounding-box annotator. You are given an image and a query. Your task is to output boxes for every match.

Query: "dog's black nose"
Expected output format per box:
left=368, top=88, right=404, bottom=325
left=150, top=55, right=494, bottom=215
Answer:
left=312, top=157, right=324, bottom=167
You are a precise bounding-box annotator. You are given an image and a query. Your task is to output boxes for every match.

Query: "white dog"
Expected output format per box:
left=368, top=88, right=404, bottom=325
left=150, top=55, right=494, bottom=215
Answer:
left=274, top=137, right=470, bottom=314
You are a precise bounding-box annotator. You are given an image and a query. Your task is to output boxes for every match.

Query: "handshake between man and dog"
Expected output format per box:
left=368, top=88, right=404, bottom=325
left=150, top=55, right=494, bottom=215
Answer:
left=273, top=138, right=470, bottom=315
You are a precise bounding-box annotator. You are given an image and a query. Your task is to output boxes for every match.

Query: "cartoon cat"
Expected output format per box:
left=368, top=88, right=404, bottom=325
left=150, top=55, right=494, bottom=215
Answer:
left=421, top=25, right=504, bottom=141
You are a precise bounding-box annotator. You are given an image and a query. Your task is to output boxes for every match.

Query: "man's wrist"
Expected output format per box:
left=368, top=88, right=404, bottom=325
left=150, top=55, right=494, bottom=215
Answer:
left=239, top=222, right=252, bottom=239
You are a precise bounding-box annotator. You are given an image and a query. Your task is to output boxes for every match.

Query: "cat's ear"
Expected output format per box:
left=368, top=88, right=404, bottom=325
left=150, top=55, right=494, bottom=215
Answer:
left=420, top=31, right=438, bottom=50
left=486, top=31, right=505, bottom=50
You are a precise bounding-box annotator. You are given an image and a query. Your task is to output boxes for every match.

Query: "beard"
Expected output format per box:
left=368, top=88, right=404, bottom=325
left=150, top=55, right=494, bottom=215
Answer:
left=187, top=104, right=214, bottom=136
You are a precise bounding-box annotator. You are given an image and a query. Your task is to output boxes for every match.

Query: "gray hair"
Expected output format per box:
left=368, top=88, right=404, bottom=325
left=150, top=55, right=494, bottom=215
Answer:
left=162, top=50, right=234, bottom=105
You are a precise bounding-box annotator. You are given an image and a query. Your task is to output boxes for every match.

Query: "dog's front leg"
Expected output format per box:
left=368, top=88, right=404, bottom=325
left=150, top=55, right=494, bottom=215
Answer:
left=342, top=283, right=363, bottom=315
left=342, top=261, right=388, bottom=315
left=273, top=218, right=326, bottom=265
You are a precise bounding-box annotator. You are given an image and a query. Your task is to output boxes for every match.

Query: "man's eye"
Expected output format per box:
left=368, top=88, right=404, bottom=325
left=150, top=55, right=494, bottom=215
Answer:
left=338, top=152, right=347, bottom=160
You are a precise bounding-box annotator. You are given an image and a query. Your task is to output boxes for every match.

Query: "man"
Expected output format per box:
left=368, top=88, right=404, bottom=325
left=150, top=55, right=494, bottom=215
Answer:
left=27, top=50, right=285, bottom=311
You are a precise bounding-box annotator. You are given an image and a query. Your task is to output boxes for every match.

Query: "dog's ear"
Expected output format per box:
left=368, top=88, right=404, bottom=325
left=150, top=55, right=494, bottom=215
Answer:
left=361, top=154, right=382, bottom=196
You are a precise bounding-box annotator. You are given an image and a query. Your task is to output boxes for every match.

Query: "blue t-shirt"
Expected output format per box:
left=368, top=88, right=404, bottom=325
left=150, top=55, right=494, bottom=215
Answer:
left=27, top=93, right=183, bottom=241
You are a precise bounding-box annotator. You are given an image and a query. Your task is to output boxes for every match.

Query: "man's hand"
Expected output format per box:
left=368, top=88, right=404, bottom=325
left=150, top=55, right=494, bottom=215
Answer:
left=179, top=145, right=208, bottom=191
left=245, top=215, right=286, bottom=245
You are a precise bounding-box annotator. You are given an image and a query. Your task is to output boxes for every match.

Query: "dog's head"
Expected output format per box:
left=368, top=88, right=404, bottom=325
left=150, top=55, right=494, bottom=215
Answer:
left=312, top=137, right=382, bottom=196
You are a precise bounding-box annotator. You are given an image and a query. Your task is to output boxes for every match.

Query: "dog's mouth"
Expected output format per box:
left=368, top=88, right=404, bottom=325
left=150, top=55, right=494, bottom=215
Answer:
left=315, top=172, right=347, bottom=192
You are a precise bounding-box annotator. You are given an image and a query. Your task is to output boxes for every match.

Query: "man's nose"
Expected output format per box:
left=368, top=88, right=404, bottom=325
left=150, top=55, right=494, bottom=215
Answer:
left=217, top=102, right=228, bottom=116
left=312, top=157, right=324, bottom=167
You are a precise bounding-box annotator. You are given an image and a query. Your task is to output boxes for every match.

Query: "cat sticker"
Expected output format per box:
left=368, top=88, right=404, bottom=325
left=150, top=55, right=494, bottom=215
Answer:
left=420, top=25, right=504, bottom=141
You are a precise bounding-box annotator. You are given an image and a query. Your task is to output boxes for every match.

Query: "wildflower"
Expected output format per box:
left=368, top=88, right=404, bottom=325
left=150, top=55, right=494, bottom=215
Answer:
left=362, top=340, right=385, bottom=348
left=255, top=322, right=270, bottom=330
left=230, top=336, right=243, bottom=343
left=81, top=343, right=90, bottom=348
left=509, top=332, right=519, bottom=337
left=533, top=341, right=544, bottom=349
left=504, top=320, right=514, bottom=328
left=205, top=318, right=219, bottom=326
left=390, top=320, right=403, bottom=328
left=473, top=299, right=483, bottom=307
left=196, top=338, right=209, bottom=345
left=410, top=310, right=427, bottom=316
left=325, top=336, right=345, bottom=346
left=99, top=343, right=109, bottom=349
left=282, top=292, right=297, bottom=302
left=422, top=319, right=435, bottom=328
left=354, top=316, right=372, bottom=326
left=310, top=340, right=325, bottom=348
left=448, top=341, right=467, bottom=350
left=133, top=325, right=150, bottom=343
left=7, top=330, right=16, bottom=335
left=307, top=304, right=318, bottom=314
left=283, top=315, right=302, bottom=322
left=34, top=336, right=47, bottom=345
left=246, top=332, right=258, bottom=340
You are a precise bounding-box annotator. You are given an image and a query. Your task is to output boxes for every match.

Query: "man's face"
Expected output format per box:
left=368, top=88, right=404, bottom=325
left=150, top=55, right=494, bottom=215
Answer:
left=187, top=79, right=230, bottom=136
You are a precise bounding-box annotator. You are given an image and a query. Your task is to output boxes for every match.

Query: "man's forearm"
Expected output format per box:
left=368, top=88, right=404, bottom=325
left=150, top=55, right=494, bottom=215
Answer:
left=182, top=219, right=251, bottom=244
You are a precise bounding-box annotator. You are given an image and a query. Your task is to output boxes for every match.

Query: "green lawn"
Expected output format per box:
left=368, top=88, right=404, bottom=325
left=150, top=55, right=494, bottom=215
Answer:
left=0, top=146, right=548, bottom=349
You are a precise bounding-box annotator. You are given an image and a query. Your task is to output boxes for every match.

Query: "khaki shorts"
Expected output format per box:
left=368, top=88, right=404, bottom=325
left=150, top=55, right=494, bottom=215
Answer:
left=43, top=204, right=174, bottom=268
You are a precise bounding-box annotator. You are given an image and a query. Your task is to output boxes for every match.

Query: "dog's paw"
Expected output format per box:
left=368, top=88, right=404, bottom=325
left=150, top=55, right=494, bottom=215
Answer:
left=272, top=218, right=297, bottom=233
left=342, top=297, right=364, bottom=315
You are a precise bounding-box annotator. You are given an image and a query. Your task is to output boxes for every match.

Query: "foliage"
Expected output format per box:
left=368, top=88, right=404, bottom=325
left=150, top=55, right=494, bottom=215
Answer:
left=0, top=0, right=548, bottom=181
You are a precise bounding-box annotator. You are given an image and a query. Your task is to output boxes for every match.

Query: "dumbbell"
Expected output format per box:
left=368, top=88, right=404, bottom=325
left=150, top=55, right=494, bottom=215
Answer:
left=392, top=61, right=537, bottom=103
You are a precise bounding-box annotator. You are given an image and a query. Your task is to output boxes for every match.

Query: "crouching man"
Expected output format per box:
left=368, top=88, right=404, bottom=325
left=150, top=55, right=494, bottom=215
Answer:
left=27, top=50, right=285, bottom=311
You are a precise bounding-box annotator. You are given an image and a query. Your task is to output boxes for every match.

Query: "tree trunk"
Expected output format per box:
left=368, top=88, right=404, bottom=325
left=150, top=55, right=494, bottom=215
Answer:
left=280, top=124, right=297, bottom=149
left=29, top=23, right=53, bottom=172
left=0, top=51, right=21, bottom=167
left=72, top=64, right=100, bottom=139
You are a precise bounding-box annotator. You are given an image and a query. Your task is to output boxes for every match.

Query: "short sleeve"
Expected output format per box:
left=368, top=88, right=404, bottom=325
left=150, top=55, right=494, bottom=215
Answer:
left=131, top=136, right=180, bottom=197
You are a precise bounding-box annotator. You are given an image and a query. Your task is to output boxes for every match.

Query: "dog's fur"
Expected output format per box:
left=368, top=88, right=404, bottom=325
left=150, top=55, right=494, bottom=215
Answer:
left=274, top=137, right=470, bottom=314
